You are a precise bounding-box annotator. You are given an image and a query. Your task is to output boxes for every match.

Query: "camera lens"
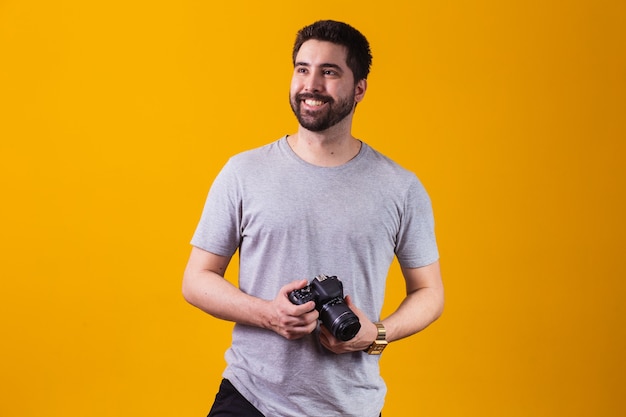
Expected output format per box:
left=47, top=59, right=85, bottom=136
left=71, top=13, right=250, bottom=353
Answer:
left=332, top=312, right=361, bottom=341
left=319, top=300, right=361, bottom=341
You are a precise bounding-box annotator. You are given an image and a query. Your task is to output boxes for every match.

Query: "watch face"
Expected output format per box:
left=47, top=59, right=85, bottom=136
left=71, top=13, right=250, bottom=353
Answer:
left=368, top=340, right=388, bottom=355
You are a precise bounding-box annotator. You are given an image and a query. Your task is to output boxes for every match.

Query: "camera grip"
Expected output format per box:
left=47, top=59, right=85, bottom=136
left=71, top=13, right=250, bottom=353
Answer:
left=288, top=287, right=315, bottom=305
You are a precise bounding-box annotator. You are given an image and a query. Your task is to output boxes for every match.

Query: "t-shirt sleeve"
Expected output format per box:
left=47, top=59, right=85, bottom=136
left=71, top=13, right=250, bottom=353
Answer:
left=394, top=176, right=439, bottom=268
left=190, top=159, right=242, bottom=257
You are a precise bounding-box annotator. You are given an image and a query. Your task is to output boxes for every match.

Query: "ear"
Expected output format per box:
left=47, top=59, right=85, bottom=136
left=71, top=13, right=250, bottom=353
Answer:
left=354, top=78, right=367, bottom=103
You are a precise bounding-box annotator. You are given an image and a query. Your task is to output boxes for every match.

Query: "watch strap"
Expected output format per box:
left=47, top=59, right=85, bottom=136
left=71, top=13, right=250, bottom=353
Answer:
left=366, top=322, right=388, bottom=355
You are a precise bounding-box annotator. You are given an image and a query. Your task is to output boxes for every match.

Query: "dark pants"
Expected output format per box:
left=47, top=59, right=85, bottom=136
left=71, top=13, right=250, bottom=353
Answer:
left=207, top=379, right=265, bottom=417
left=207, top=378, right=381, bottom=417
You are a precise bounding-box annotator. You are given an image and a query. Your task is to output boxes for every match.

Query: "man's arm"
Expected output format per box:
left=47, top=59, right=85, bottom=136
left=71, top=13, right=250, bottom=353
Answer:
left=319, top=260, right=444, bottom=353
left=182, top=246, right=319, bottom=340
left=382, top=260, right=444, bottom=342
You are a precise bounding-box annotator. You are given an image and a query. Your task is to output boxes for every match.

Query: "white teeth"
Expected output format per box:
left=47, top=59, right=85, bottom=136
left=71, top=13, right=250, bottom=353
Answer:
left=304, top=99, right=324, bottom=106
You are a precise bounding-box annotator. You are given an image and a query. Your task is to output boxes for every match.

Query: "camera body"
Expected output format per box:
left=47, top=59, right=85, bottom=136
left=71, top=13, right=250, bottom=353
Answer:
left=288, top=274, right=361, bottom=341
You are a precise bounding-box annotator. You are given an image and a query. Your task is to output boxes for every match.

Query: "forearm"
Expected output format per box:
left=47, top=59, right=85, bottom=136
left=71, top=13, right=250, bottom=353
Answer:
left=182, top=247, right=273, bottom=328
left=381, top=262, right=444, bottom=343
left=381, top=286, right=444, bottom=343
left=182, top=268, right=272, bottom=328
left=182, top=247, right=318, bottom=339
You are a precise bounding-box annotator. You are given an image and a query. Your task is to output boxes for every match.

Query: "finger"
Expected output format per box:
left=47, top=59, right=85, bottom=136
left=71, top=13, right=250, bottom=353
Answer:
left=318, top=327, right=345, bottom=354
left=286, top=308, right=318, bottom=326
left=295, top=300, right=317, bottom=313
left=282, top=279, right=309, bottom=295
left=344, top=294, right=361, bottom=312
left=344, top=294, right=354, bottom=307
left=318, top=327, right=332, bottom=346
left=343, top=295, right=365, bottom=319
left=319, top=325, right=338, bottom=346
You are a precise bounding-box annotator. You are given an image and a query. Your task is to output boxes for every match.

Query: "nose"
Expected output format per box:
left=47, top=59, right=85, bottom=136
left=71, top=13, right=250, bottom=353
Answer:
left=304, top=71, right=324, bottom=93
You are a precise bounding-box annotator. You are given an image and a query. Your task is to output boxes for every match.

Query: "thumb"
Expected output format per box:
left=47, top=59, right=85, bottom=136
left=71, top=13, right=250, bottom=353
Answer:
left=344, top=295, right=366, bottom=319
left=344, top=294, right=360, bottom=311
left=344, top=294, right=354, bottom=307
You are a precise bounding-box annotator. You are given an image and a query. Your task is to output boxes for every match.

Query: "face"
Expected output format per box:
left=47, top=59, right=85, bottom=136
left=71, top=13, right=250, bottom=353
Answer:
left=290, top=40, right=366, bottom=132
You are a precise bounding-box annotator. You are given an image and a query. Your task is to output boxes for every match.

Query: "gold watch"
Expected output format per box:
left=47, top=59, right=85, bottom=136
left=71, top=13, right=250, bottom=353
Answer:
left=366, top=322, right=388, bottom=355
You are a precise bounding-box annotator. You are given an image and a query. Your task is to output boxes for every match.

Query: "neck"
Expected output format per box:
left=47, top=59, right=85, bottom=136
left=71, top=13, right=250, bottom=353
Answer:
left=288, top=125, right=361, bottom=167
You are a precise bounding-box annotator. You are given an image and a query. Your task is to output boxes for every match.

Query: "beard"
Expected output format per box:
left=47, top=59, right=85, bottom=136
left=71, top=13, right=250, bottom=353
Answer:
left=290, top=91, right=355, bottom=132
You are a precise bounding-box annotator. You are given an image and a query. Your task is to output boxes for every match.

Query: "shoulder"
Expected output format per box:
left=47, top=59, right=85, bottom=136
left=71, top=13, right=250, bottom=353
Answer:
left=361, top=143, right=422, bottom=184
left=359, top=143, right=433, bottom=207
left=226, top=137, right=285, bottom=168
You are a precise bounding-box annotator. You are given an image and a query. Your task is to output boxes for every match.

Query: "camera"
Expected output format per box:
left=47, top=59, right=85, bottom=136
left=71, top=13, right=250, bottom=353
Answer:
left=288, top=274, right=361, bottom=341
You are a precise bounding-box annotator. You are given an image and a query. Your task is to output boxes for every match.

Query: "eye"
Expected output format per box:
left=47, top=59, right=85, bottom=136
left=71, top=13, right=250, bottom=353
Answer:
left=296, top=67, right=308, bottom=74
left=323, top=68, right=341, bottom=77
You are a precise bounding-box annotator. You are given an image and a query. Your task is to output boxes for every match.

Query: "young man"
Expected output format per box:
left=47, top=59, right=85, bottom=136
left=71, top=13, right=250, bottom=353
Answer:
left=183, top=20, right=444, bottom=417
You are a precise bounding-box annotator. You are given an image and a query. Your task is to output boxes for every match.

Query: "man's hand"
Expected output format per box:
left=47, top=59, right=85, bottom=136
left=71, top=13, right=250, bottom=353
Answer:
left=318, top=295, right=378, bottom=354
left=266, top=280, right=319, bottom=340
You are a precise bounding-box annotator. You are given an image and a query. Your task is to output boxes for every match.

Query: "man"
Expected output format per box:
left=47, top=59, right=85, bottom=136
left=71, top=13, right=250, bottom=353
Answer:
left=183, top=20, right=444, bottom=417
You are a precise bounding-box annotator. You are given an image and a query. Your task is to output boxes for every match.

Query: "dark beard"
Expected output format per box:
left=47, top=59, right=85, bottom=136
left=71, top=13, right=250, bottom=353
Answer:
left=290, top=92, right=355, bottom=132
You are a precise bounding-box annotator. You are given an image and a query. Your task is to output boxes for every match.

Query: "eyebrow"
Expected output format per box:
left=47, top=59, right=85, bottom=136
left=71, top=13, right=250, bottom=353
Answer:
left=295, top=62, right=344, bottom=72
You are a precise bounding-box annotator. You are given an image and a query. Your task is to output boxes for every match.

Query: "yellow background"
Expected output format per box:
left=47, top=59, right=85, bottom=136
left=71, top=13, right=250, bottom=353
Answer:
left=1, top=1, right=624, bottom=416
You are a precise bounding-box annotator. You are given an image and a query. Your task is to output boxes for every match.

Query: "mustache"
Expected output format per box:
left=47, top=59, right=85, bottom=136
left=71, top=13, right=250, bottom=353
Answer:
left=295, top=92, right=334, bottom=104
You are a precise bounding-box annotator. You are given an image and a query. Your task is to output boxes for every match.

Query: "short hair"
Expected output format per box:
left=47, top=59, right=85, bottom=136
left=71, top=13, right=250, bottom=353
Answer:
left=292, top=20, right=373, bottom=83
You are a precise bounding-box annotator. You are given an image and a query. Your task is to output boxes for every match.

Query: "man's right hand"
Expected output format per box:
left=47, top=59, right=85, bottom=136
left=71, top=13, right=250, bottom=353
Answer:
left=266, top=280, right=319, bottom=340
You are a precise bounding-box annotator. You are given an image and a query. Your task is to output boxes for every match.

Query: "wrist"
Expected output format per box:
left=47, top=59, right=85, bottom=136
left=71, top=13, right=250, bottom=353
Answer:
left=365, top=322, right=388, bottom=355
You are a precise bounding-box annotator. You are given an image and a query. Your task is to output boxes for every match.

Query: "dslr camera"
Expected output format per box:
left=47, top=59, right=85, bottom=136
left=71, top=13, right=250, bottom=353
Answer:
left=288, top=274, right=361, bottom=341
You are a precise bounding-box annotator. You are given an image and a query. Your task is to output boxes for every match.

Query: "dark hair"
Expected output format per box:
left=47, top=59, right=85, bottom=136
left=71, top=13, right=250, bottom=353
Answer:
left=292, top=20, right=372, bottom=83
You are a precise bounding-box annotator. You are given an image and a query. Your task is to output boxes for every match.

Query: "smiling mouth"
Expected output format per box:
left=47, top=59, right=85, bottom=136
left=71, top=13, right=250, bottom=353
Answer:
left=304, top=99, right=326, bottom=107
left=296, top=93, right=332, bottom=109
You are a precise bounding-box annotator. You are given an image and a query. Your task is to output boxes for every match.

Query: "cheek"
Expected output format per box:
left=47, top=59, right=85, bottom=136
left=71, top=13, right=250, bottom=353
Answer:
left=290, top=76, right=301, bottom=94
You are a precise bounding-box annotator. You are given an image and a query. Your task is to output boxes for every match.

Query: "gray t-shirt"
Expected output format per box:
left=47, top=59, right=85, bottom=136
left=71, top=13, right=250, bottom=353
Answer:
left=191, top=136, right=438, bottom=417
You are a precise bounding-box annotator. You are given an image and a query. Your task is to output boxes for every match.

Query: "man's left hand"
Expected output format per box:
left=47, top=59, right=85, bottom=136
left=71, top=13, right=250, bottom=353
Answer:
left=318, top=295, right=379, bottom=354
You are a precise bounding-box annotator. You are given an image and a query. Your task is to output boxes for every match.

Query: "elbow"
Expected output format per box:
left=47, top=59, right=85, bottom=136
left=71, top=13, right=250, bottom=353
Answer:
left=434, top=300, right=444, bottom=322
left=181, top=270, right=199, bottom=307
left=433, top=288, right=445, bottom=321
